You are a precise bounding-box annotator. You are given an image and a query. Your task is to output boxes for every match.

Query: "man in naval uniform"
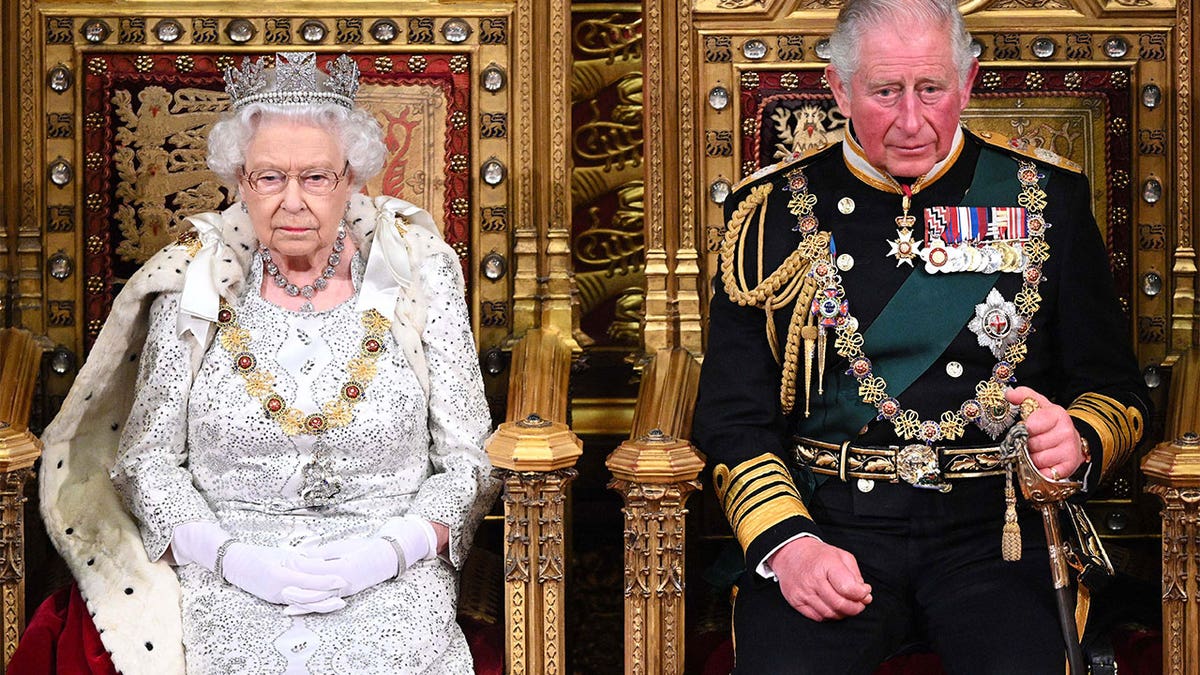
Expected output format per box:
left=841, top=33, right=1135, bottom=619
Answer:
left=692, top=0, right=1149, bottom=672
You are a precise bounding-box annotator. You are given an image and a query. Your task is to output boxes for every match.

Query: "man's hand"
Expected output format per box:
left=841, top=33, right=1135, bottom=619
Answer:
left=1005, top=386, right=1085, bottom=480
left=767, top=537, right=872, bottom=622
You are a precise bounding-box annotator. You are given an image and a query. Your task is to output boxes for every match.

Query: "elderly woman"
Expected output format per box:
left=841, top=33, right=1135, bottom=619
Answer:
left=37, top=52, right=496, bottom=674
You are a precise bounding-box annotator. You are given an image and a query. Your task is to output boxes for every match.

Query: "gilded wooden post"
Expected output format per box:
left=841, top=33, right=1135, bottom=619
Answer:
left=0, top=329, right=45, bottom=668
left=0, top=430, right=38, bottom=668
left=606, top=348, right=704, bottom=674
left=1142, top=347, right=1200, bottom=675
left=1143, top=433, right=1200, bottom=675
left=486, top=327, right=581, bottom=675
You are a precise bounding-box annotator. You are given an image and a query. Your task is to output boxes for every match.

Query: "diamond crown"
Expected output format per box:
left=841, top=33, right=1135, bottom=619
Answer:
left=224, top=52, right=360, bottom=111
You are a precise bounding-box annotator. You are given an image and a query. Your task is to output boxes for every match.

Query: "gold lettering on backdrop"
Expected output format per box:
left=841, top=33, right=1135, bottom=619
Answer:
left=112, top=86, right=228, bottom=263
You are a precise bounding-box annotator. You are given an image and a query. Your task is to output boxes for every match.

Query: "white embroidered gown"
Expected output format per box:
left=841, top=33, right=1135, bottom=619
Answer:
left=111, top=251, right=495, bottom=674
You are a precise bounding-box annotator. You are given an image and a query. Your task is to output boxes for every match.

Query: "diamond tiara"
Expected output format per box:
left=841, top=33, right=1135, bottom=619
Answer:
left=224, top=52, right=360, bottom=111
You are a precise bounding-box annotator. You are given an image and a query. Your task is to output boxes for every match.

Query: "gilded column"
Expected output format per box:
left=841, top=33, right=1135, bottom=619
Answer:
left=0, top=455, right=35, bottom=668
left=1172, top=0, right=1197, bottom=353
left=606, top=347, right=704, bottom=674
left=1143, top=432, right=1200, bottom=675
left=0, top=328, right=45, bottom=668
left=607, top=430, right=703, bottom=675
left=1143, top=344, right=1200, bottom=675
left=488, top=416, right=582, bottom=675
left=641, top=0, right=699, bottom=353
left=487, top=327, right=581, bottom=674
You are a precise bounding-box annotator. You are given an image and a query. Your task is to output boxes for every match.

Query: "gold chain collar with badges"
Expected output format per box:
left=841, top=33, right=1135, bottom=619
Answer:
left=786, top=160, right=1050, bottom=444
left=215, top=300, right=392, bottom=436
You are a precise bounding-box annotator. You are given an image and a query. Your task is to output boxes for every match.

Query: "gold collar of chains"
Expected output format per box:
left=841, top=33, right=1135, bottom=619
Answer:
left=215, top=300, right=393, bottom=436
left=798, top=160, right=1050, bottom=443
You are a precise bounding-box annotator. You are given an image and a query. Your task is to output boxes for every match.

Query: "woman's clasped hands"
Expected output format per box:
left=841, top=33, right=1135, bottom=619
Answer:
left=171, top=515, right=438, bottom=616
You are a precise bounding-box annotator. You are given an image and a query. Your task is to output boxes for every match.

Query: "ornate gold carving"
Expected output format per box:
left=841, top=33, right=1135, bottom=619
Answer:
left=1143, top=436, right=1200, bottom=675
left=407, top=17, right=434, bottom=44
left=497, top=468, right=576, bottom=675
left=608, top=476, right=700, bottom=675
left=990, top=0, right=1070, bottom=8
left=335, top=18, right=362, bottom=44
left=575, top=183, right=644, bottom=272
left=117, top=17, right=145, bottom=44
left=608, top=413, right=703, bottom=675
left=603, top=348, right=704, bottom=672
left=487, top=321, right=578, bottom=674
left=1173, top=0, right=1197, bottom=354
left=574, top=14, right=642, bottom=60
left=0, top=329, right=46, bottom=667
left=704, top=36, right=731, bottom=63
left=192, top=17, right=217, bottom=44
left=480, top=18, right=508, bottom=45
left=574, top=78, right=642, bottom=170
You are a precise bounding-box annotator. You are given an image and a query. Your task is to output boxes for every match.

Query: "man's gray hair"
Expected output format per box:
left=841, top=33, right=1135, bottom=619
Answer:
left=207, top=102, right=387, bottom=192
left=828, top=0, right=974, bottom=89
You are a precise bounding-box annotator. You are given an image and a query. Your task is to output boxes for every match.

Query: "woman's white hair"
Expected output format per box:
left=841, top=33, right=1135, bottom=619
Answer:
left=829, top=0, right=974, bottom=91
left=207, top=103, right=387, bottom=192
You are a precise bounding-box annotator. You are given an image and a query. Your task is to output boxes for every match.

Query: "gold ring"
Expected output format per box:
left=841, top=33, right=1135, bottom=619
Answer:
left=1050, top=466, right=1060, bottom=481
left=1020, top=397, right=1039, bottom=421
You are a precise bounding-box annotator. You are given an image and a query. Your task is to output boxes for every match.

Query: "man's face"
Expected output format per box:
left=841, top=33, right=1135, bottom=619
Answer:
left=827, top=21, right=978, bottom=178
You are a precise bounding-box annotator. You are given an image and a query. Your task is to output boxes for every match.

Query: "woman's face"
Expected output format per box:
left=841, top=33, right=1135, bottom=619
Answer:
left=240, top=120, right=351, bottom=263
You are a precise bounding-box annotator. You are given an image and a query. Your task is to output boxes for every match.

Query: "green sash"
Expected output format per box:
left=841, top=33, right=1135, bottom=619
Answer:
left=794, top=146, right=1043, bottom=441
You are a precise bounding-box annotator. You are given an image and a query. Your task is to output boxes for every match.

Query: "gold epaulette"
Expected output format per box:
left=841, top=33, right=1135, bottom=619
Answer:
left=1067, top=392, right=1144, bottom=480
left=713, top=454, right=811, bottom=553
left=975, top=129, right=1083, bottom=174
left=731, top=142, right=835, bottom=193
left=720, top=163, right=830, bottom=416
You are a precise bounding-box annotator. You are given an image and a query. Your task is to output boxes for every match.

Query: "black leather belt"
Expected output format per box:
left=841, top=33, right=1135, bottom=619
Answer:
left=793, top=436, right=1007, bottom=492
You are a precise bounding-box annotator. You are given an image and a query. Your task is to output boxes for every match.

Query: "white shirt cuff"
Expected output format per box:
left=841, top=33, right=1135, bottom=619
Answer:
left=755, top=532, right=822, bottom=580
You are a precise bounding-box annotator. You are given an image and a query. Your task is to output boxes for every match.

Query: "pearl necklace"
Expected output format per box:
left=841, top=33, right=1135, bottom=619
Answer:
left=259, top=225, right=346, bottom=312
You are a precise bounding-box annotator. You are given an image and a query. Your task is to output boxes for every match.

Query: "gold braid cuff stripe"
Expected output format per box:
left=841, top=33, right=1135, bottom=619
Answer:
left=713, top=454, right=811, bottom=552
left=1067, top=392, right=1144, bottom=479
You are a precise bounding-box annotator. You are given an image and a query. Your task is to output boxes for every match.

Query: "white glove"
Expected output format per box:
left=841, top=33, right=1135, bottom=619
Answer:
left=293, top=516, right=437, bottom=598
left=221, top=542, right=349, bottom=608
left=170, top=521, right=230, bottom=570
left=170, top=521, right=348, bottom=613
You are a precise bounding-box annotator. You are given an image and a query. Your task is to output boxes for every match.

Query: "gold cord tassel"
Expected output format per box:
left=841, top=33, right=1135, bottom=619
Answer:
left=802, top=325, right=817, bottom=417
left=816, top=326, right=827, bottom=395
left=1002, top=464, right=1022, bottom=561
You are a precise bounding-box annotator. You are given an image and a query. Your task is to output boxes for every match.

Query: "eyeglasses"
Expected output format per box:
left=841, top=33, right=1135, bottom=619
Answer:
left=240, top=162, right=349, bottom=196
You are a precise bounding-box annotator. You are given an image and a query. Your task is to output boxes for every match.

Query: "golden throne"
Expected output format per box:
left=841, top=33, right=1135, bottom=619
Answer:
left=1, top=1, right=584, bottom=672
left=627, top=0, right=1200, bottom=673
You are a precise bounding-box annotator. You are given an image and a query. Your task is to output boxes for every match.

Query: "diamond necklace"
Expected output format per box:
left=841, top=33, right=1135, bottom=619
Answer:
left=259, top=224, right=346, bottom=312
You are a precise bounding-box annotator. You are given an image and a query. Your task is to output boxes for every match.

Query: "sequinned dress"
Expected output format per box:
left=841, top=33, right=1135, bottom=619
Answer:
left=111, top=249, right=495, bottom=674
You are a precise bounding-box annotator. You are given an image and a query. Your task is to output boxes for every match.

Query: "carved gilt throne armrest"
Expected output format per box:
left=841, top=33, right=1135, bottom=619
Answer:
left=0, top=328, right=48, bottom=667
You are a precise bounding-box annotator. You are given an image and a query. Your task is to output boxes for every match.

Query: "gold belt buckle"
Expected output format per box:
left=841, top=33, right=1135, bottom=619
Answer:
left=896, top=444, right=952, bottom=493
